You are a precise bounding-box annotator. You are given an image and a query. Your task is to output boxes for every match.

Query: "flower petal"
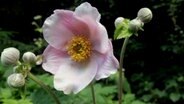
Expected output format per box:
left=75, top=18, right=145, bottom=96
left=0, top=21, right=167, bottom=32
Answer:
left=42, top=45, right=69, bottom=74
left=74, top=2, right=109, bottom=53
left=75, top=2, right=101, bottom=21
left=43, top=10, right=90, bottom=50
left=54, top=54, right=98, bottom=94
left=75, top=16, right=109, bottom=54
left=95, top=40, right=119, bottom=80
left=91, top=22, right=109, bottom=53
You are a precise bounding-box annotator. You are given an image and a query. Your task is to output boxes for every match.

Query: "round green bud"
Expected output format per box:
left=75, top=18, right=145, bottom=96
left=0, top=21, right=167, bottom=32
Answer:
left=22, top=52, right=36, bottom=64
left=129, top=19, right=144, bottom=32
left=1, top=47, right=20, bottom=66
left=137, top=7, right=153, bottom=23
left=114, top=17, right=124, bottom=27
left=7, top=73, right=25, bottom=88
left=35, top=55, right=43, bottom=65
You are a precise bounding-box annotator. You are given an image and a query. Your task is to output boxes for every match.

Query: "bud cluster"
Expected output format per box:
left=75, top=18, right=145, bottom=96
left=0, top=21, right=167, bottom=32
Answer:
left=1, top=47, right=43, bottom=88
left=114, top=7, right=152, bottom=38
left=128, top=7, right=152, bottom=33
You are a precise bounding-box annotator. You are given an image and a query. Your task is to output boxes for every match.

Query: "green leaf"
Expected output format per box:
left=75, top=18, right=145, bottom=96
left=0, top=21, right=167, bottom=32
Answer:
left=122, top=76, right=131, bottom=93
left=31, top=88, right=59, bottom=104
left=2, top=99, right=32, bottom=104
left=2, top=99, right=18, bottom=104
left=170, top=92, right=181, bottom=102
left=18, top=99, right=33, bottom=104
left=123, top=93, right=135, bottom=103
left=79, top=84, right=116, bottom=104
left=166, top=79, right=178, bottom=89
left=27, top=74, right=53, bottom=90
left=141, top=94, right=152, bottom=102
left=152, top=88, right=167, bottom=98
left=0, top=88, right=12, bottom=99
left=114, top=19, right=133, bottom=39
left=132, top=100, right=146, bottom=104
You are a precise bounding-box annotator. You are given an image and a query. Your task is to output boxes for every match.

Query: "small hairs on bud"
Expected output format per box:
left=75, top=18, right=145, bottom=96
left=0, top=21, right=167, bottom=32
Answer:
left=114, top=17, right=124, bottom=28
left=7, top=73, right=25, bottom=88
left=128, top=19, right=144, bottom=33
left=137, top=7, right=153, bottom=23
left=1, top=47, right=20, bottom=66
left=22, top=52, right=36, bottom=64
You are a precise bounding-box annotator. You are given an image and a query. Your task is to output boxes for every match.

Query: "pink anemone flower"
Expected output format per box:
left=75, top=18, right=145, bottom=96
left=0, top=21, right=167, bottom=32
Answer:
left=42, top=2, right=119, bottom=94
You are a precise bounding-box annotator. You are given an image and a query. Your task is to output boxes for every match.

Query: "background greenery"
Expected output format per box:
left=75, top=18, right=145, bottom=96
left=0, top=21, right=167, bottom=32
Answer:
left=1, top=0, right=184, bottom=104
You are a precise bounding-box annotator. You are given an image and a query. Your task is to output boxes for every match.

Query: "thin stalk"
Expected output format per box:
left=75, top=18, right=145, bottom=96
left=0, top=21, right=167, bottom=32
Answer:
left=118, top=37, right=129, bottom=104
left=20, top=84, right=26, bottom=99
left=28, top=72, right=61, bottom=104
left=90, top=83, right=96, bottom=104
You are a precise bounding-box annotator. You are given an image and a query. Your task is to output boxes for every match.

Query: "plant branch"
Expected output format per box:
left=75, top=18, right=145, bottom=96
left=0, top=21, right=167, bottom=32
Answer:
left=28, top=72, right=61, bottom=104
left=90, top=82, right=96, bottom=104
left=118, top=37, right=129, bottom=104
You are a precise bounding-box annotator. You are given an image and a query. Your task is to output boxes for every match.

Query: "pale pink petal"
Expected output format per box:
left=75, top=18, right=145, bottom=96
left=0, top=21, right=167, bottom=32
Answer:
left=74, top=2, right=109, bottom=54
left=76, top=16, right=109, bottom=54
left=43, top=10, right=90, bottom=51
left=91, top=22, right=109, bottom=54
left=54, top=54, right=98, bottom=94
left=42, top=45, right=69, bottom=74
left=95, top=40, right=119, bottom=80
left=74, top=2, right=101, bottom=21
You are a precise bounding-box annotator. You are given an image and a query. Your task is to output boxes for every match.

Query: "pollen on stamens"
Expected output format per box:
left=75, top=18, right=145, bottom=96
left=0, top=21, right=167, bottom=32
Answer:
left=66, top=35, right=92, bottom=62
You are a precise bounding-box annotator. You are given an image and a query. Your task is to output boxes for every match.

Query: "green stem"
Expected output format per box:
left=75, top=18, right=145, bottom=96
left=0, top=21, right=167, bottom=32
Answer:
left=118, top=37, right=129, bottom=104
left=27, top=72, right=61, bottom=104
left=20, top=84, right=26, bottom=99
left=90, top=82, right=96, bottom=104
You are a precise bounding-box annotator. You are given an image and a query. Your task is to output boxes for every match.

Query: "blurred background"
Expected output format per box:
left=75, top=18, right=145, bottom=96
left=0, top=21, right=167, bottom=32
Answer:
left=0, top=0, right=184, bottom=104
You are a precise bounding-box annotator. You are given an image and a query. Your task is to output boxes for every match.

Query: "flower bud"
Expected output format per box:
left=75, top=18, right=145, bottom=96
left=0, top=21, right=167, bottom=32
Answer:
left=128, top=19, right=144, bottom=32
left=22, top=52, right=36, bottom=64
left=35, top=55, right=43, bottom=65
left=7, top=73, right=25, bottom=88
left=1, top=47, right=20, bottom=66
left=114, top=17, right=124, bottom=27
left=137, top=7, right=153, bottom=23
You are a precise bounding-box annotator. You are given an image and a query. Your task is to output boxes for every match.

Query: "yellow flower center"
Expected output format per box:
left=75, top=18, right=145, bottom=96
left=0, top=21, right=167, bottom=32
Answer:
left=66, top=35, right=92, bottom=62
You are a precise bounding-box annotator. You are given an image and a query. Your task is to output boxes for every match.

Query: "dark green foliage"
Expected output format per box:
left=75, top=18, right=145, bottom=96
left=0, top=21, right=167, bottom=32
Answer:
left=0, top=29, right=41, bottom=53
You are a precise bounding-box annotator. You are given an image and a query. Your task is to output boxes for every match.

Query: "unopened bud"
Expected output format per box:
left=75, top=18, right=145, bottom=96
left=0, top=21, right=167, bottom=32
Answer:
left=35, top=55, right=43, bottom=65
left=129, top=19, right=144, bottom=32
left=137, top=7, right=152, bottom=23
left=22, top=52, right=36, bottom=64
left=7, top=73, right=25, bottom=88
left=1, top=47, right=20, bottom=66
left=114, top=17, right=124, bottom=27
